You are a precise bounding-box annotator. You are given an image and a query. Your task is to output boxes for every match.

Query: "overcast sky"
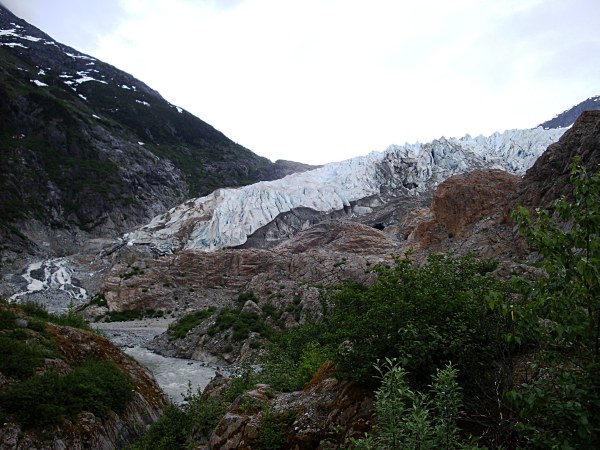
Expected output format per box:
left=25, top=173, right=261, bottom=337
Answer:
left=2, top=0, right=599, bottom=164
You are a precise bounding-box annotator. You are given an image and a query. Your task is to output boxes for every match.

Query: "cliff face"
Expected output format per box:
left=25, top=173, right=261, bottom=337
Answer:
left=517, top=110, right=600, bottom=209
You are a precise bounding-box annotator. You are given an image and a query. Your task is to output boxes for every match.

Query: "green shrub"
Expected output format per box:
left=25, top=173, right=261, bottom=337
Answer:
left=1, top=359, right=134, bottom=428
left=350, top=359, right=474, bottom=449
left=325, top=253, right=511, bottom=389
left=167, top=307, right=216, bottom=340
left=237, top=291, right=257, bottom=303
left=256, top=407, right=290, bottom=449
left=505, top=160, right=600, bottom=448
left=128, top=405, right=189, bottom=450
left=20, top=301, right=91, bottom=330
left=208, top=306, right=274, bottom=342
left=104, top=308, right=163, bottom=322
left=0, top=336, right=46, bottom=379
left=0, top=309, right=18, bottom=330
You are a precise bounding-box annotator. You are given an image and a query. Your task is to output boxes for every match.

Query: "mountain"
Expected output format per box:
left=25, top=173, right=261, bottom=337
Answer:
left=0, top=5, right=313, bottom=256
left=125, top=126, right=566, bottom=255
left=539, top=95, right=600, bottom=129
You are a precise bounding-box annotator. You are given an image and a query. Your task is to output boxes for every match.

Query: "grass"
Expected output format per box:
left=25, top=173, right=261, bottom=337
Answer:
left=102, top=308, right=164, bottom=322
left=167, top=307, right=216, bottom=340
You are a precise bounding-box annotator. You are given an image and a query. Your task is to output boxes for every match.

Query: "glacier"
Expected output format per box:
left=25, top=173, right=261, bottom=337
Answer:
left=126, top=126, right=566, bottom=253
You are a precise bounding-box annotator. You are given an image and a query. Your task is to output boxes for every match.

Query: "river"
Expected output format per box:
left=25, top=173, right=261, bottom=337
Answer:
left=8, top=257, right=218, bottom=404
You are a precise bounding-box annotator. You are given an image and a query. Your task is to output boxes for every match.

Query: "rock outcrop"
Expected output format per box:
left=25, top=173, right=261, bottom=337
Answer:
left=407, top=170, right=519, bottom=254
left=207, top=361, right=373, bottom=449
left=517, top=110, right=600, bottom=210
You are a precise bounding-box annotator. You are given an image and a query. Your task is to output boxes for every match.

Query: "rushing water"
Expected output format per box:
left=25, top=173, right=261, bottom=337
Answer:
left=124, top=346, right=217, bottom=404
left=11, top=258, right=218, bottom=404
left=93, top=319, right=218, bottom=404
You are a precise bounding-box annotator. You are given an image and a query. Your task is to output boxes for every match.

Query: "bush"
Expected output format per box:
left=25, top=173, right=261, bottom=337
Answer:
left=0, top=335, right=47, bottom=380
left=326, top=253, right=511, bottom=389
left=20, top=301, right=91, bottom=330
left=350, top=360, right=474, bottom=449
left=103, top=308, right=163, bottom=322
left=506, top=160, right=600, bottom=448
left=1, top=359, right=134, bottom=428
left=167, top=307, right=216, bottom=340
left=208, top=306, right=275, bottom=342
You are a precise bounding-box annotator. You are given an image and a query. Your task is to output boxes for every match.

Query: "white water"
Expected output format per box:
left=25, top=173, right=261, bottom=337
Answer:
left=93, top=319, right=219, bottom=404
left=124, top=346, right=217, bottom=404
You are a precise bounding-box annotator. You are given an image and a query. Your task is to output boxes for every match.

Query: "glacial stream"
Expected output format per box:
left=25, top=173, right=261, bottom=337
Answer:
left=10, top=258, right=218, bottom=404
left=93, top=320, right=218, bottom=404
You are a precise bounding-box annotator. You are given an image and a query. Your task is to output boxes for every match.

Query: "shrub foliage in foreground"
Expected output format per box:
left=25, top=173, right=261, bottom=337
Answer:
left=1, top=359, right=134, bottom=428
left=326, top=253, right=510, bottom=389
left=506, top=160, right=600, bottom=448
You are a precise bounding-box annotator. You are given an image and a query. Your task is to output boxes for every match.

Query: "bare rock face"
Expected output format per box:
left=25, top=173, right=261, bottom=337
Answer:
left=274, top=220, right=398, bottom=255
left=207, top=361, right=373, bottom=449
left=407, top=170, right=519, bottom=255
left=430, top=170, right=520, bottom=239
left=516, top=110, right=600, bottom=210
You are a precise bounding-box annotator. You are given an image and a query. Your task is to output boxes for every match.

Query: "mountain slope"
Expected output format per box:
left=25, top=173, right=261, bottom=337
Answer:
left=539, top=95, right=600, bottom=129
left=0, top=5, right=309, bottom=249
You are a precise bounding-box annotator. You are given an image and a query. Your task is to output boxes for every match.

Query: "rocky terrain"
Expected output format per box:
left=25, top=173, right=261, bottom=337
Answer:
left=1, top=4, right=599, bottom=448
left=539, top=95, right=600, bottom=130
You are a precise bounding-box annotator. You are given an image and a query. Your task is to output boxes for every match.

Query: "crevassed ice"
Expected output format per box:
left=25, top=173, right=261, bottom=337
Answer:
left=128, top=126, right=567, bottom=253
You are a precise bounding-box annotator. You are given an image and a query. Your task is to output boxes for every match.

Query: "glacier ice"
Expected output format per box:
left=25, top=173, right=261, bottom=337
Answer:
left=127, top=126, right=567, bottom=253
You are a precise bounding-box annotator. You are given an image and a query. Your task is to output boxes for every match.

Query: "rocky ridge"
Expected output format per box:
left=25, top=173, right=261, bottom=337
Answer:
left=0, top=302, right=168, bottom=450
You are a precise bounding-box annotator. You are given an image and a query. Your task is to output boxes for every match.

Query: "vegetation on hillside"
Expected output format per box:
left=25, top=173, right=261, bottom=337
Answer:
left=0, top=299, right=135, bottom=430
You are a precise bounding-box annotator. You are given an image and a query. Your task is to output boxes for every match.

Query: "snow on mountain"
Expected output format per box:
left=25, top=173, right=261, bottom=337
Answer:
left=126, top=126, right=566, bottom=254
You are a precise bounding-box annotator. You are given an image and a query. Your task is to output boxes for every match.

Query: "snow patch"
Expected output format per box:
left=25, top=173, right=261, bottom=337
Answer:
left=9, top=258, right=88, bottom=304
left=65, top=52, right=95, bottom=61
left=31, top=79, right=48, bottom=87
left=1, top=42, right=27, bottom=48
left=136, top=99, right=150, bottom=106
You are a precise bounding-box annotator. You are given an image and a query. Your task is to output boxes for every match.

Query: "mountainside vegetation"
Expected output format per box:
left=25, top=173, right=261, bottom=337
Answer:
left=0, top=301, right=130, bottom=427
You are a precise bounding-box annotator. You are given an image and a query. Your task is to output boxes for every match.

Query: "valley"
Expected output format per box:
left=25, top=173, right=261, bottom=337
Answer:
left=1, top=3, right=600, bottom=449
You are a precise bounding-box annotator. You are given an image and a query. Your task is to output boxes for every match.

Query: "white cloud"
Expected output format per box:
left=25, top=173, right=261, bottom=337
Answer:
left=4, top=0, right=598, bottom=164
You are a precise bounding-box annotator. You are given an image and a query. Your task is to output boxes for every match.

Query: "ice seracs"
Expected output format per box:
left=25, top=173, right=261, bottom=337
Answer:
left=127, top=126, right=567, bottom=254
